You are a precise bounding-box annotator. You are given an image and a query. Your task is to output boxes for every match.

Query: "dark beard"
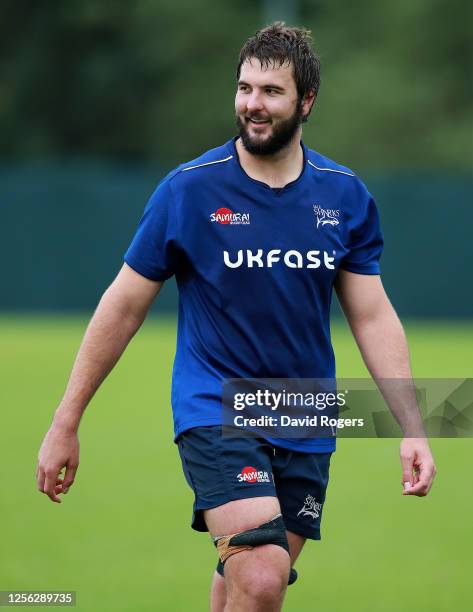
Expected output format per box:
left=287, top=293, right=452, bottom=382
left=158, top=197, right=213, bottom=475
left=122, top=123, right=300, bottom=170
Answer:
left=236, top=101, right=304, bottom=156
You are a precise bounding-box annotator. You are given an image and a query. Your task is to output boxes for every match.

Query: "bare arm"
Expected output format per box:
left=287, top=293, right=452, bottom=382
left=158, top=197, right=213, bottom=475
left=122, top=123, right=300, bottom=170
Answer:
left=335, top=269, right=436, bottom=496
left=37, top=263, right=163, bottom=502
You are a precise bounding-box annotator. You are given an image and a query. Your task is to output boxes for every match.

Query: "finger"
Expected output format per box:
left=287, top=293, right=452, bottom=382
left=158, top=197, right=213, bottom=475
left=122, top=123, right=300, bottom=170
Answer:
left=404, top=480, right=429, bottom=496
left=37, top=465, right=62, bottom=493
left=37, top=467, right=46, bottom=493
left=400, top=451, right=415, bottom=492
left=404, top=465, right=435, bottom=496
left=62, top=463, right=78, bottom=493
left=44, top=470, right=61, bottom=503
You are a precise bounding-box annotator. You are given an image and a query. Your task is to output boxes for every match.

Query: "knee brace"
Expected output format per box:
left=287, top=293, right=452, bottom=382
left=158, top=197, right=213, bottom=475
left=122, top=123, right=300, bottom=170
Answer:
left=213, top=513, right=298, bottom=585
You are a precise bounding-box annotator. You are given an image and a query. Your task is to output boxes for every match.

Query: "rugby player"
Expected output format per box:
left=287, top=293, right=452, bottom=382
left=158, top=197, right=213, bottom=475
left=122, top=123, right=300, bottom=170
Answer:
left=37, top=23, right=436, bottom=612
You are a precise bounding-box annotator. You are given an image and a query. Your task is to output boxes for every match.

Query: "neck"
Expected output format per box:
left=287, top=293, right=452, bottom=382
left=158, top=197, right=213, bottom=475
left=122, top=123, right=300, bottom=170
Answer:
left=235, top=130, right=304, bottom=189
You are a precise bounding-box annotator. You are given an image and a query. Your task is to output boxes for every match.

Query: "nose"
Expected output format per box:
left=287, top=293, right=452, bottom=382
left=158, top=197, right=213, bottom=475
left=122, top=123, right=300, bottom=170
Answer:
left=246, top=91, right=264, bottom=113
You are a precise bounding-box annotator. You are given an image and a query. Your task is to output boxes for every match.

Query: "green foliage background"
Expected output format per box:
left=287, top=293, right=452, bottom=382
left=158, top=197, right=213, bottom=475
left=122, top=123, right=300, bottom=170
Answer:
left=1, top=0, right=472, bottom=171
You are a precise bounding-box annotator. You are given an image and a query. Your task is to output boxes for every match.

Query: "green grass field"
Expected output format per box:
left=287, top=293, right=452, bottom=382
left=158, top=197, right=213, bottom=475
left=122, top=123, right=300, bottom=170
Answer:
left=1, top=316, right=472, bottom=611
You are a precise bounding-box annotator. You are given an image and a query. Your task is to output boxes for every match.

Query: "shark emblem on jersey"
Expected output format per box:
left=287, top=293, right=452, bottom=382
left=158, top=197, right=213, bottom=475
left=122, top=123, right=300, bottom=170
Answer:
left=297, top=494, right=323, bottom=519
left=313, top=204, right=340, bottom=229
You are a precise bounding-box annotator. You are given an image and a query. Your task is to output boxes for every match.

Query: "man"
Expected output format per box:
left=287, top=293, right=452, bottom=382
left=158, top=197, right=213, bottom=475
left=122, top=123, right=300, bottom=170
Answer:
left=37, top=23, right=436, bottom=612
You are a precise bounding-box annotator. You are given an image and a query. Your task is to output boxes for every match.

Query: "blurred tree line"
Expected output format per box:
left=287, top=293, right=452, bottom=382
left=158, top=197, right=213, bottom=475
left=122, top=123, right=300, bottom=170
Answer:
left=1, top=0, right=471, bottom=171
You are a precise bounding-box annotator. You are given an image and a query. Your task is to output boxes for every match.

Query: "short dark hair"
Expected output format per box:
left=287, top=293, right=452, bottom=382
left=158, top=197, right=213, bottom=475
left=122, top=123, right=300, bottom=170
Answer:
left=236, top=22, right=321, bottom=104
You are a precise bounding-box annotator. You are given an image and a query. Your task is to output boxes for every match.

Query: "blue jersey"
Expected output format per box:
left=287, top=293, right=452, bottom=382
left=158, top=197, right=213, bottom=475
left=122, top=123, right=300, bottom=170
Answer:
left=124, top=137, right=383, bottom=453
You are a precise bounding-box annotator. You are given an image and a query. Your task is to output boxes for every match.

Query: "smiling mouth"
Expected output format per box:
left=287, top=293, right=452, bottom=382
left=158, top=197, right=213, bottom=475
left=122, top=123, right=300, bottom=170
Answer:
left=247, top=118, right=271, bottom=125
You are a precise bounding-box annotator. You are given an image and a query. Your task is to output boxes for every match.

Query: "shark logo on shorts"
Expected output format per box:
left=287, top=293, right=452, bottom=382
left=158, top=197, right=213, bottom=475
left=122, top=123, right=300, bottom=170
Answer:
left=297, top=494, right=323, bottom=519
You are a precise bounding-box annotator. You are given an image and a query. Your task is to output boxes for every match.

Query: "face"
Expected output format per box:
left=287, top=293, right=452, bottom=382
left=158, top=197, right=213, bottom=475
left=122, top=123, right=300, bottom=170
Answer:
left=235, top=58, right=313, bottom=156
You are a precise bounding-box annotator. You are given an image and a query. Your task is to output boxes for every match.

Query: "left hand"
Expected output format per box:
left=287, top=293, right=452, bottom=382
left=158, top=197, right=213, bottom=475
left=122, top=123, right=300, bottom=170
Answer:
left=400, top=438, right=436, bottom=497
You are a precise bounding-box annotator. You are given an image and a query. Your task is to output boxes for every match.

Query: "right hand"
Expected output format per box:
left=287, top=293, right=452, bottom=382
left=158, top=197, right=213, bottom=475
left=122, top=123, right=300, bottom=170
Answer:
left=36, top=424, right=80, bottom=503
left=400, top=437, right=436, bottom=497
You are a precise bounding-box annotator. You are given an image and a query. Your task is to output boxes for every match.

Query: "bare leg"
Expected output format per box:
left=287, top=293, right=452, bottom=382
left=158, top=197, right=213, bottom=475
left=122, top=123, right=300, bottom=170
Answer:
left=286, top=530, right=306, bottom=564
left=205, top=497, right=289, bottom=612
left=210, top=570, right=226, bottom=612
left=223, top=544, right=289, bottom=612
left=209, top=506, right=306, bottom=612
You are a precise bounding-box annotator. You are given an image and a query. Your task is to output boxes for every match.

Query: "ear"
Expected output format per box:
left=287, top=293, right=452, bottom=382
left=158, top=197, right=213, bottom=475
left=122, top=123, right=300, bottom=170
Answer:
left=302, top=90, right=316, bottom=119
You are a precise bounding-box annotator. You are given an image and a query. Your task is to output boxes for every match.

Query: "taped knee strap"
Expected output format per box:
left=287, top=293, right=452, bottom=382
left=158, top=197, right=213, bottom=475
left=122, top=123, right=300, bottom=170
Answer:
left=212, top=513, right=289, bottom=563
left=216, top=558, right=298, bottom=585
left=213, top=513, right=298, bottom=584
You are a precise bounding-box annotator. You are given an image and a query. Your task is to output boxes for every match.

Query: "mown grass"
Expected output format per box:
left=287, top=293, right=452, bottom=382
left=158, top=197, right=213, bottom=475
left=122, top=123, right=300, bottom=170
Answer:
left=0, top=316, right=471, bottom=611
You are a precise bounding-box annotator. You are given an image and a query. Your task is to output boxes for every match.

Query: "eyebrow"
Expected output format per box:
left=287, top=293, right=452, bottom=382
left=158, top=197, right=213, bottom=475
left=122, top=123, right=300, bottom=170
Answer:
left=237, top=80, right=285, bottom=92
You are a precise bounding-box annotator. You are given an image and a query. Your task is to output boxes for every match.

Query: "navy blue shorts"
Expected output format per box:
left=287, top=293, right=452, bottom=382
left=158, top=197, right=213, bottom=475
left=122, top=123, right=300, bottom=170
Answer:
left=176, top=425, right=332, bottom=540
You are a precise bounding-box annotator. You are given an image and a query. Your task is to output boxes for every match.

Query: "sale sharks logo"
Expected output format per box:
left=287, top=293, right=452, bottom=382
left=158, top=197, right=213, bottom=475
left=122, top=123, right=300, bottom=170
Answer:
left=297, top=494, right=323, bottom=519
left=313, top=204, right=340, bottom=229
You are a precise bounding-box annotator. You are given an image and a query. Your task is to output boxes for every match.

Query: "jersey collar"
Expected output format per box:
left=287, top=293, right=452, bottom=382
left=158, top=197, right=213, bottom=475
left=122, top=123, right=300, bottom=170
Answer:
left=227, top=136, right=309, bottom=194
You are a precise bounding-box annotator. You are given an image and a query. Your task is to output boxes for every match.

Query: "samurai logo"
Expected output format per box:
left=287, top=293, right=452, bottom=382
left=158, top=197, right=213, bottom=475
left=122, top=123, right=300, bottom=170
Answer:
left=313, top=204, right=340, bottom=229
left=297, top=494, right=323, bottom=519
left=236, top=466, right=271, bottom=484
left=210, top=207, right=250, bottom=225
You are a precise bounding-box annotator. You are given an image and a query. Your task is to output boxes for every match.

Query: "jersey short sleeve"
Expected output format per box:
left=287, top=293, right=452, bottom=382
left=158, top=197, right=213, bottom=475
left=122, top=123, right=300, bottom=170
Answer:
left=340, top=194, right=384, bottom=275
left=124, top=179, right=179, bottom=281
